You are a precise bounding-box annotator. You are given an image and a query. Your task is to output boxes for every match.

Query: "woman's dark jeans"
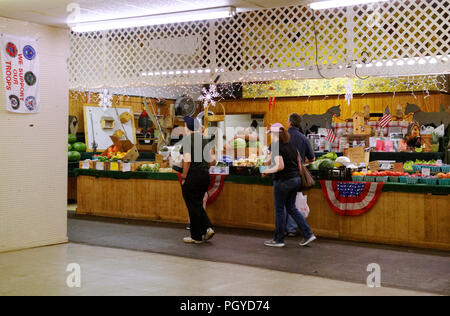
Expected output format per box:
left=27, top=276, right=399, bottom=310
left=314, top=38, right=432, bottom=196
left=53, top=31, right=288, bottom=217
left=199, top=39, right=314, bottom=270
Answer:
left=273, top=177, right=313, bottom=243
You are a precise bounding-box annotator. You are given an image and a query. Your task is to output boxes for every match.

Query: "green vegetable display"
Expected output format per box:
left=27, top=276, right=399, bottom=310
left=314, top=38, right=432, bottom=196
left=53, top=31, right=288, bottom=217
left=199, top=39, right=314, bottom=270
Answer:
left=233, top=138, right=247, bottom=149
left=319, top=159, right=335, bottom=170
left=68, top=144, right=73, bottom=151
left=72, top=142, right=87, bottom=152
left=318, top=152, right=338, bottom=161
left=68, top=134, right=77, bottom=144
left=68, top=151, right=81, bottom=162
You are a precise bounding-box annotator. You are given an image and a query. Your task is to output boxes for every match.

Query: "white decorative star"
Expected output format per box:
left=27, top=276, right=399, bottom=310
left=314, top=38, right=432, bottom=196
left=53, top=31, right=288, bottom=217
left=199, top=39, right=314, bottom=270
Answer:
left=98, top=89, right=113, bottom=111
left=198, top=85, right=221, bottom=108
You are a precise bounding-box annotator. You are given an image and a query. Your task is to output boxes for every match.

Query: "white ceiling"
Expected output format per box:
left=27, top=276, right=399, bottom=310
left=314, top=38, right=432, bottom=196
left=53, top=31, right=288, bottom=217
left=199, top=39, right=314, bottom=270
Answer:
left=0, top=0, right=310, bottom=28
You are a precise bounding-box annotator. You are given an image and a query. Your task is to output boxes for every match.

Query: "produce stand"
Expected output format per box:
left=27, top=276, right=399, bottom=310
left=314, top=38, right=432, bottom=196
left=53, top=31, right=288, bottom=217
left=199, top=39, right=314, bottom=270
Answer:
left=74, top=169, right=450, bottom=251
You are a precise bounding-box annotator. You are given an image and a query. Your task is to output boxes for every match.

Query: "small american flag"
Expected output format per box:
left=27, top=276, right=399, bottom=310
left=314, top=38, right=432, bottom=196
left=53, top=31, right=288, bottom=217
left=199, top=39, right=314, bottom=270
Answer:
left=326, top=129, right=336, bottom=143
left=378, top=107, right=392, bottom=128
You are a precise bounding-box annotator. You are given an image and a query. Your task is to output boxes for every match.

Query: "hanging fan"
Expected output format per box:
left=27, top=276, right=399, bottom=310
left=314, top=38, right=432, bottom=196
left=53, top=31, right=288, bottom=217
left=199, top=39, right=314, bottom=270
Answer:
left=175, top=95, right=197, bottom=117
left=196, top=110, right=214, bottom=126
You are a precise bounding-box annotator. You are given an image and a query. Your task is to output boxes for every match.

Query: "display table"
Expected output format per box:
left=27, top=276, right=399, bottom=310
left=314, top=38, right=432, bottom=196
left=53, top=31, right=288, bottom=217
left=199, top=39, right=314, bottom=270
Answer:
left=315, top=151, right=445, bottom=162
left=75, top=169, right=450, bottom=251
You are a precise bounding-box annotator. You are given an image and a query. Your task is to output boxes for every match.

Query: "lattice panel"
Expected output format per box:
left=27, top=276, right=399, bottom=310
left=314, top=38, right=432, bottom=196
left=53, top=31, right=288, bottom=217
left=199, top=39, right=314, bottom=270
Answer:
left=69, top=0, right=450, bottom=89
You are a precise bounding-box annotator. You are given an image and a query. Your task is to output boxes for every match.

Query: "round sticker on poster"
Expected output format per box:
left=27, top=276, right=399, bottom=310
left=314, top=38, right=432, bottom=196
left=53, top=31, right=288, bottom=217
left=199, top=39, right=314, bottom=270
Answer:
left=23, top=45, right=36, bottom=60
left=6, top=42, right=18, bottom=58
left=9, top=95, right=20, bottom=110
left=25, top=71, right=37, bottom=86
left=25, top=96, right=37, bottom=111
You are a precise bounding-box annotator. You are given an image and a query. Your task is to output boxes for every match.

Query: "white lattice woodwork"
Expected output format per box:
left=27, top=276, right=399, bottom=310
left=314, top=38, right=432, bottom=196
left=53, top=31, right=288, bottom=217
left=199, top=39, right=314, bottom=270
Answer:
left=69, top=0, right=450, bottom=89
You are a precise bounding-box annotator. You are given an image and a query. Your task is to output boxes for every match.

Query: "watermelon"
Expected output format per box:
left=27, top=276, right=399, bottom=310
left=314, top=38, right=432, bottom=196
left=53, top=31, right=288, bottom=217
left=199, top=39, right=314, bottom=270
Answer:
left=68, top=151, right=81, bottom=162
left=72, top=142, right=87, bottom=152
left=319, top=159, right=334, bottom=170
left=68, top=134, right=77, bottom=144
left=68, top=144, right=73, bottom=151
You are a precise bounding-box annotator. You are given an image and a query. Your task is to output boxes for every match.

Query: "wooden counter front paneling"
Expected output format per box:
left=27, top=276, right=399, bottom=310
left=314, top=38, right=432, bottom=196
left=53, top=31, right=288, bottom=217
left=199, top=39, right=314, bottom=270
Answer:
left=77, top=176, right=450, bottom=250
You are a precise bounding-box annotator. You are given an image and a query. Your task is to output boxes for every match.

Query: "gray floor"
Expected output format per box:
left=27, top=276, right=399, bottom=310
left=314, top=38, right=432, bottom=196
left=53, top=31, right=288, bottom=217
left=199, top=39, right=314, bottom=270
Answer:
left=0, top=243, right=435, bottom=296
left=68, top=214, right=450, bottom=295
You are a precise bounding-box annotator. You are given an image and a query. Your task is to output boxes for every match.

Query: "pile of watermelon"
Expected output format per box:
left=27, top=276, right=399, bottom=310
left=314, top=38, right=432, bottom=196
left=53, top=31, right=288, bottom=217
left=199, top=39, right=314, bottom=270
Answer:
left=68, top=134, right=86, bottom=162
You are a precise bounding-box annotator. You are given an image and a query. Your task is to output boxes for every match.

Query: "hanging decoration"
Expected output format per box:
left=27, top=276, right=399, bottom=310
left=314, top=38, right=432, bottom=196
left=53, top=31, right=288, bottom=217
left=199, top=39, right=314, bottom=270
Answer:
left=98, top=89, right=113, bottom=111
left=198, top=85, right=221, bottom=108
left=268, top=86, right=276, bottom=111
left=344, top=79, right=353, bottom=106
left=320, top=180, right=384, bottom=216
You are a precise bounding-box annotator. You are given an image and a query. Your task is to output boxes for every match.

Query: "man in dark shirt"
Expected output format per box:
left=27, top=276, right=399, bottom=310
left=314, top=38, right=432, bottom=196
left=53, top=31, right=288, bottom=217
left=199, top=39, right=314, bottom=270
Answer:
left=288, top=113, right=315, bottom=163
left=286, top=113, right=315, bottom=237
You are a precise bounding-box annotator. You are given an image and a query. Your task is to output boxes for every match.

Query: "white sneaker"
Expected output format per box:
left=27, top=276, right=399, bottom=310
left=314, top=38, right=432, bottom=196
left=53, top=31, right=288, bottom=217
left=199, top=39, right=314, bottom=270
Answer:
left=299, top=235, right=316, bottom=247
left=183, top=237, right=204, bottom=244
left=204, top=228, right=215, bottom=241
left=264, top=240, right=285, bottom=248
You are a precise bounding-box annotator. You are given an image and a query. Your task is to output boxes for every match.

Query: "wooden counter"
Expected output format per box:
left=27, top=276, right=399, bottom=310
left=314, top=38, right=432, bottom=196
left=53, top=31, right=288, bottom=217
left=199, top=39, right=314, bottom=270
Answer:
left=76, top=174, right=450, bottom=251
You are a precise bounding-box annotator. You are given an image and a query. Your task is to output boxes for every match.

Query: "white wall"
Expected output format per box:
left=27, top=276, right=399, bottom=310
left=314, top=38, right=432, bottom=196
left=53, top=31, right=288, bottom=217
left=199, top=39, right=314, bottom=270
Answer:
left=0, top=17, right=69, bottom=252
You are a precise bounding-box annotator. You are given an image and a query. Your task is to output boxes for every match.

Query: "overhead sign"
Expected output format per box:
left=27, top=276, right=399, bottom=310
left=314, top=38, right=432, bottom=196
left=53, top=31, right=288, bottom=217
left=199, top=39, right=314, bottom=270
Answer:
left=1, top=34, right=40, bottom=113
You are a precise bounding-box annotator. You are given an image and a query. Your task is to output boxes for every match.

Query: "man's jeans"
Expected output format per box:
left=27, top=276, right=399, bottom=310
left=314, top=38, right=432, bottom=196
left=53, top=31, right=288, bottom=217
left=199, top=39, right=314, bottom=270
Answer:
left=273, top=177, right=313, bottom=243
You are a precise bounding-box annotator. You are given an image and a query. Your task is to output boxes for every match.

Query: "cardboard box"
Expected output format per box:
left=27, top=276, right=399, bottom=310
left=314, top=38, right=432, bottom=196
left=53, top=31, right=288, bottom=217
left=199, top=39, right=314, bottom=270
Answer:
left=102, top=135, right=140, bottom=162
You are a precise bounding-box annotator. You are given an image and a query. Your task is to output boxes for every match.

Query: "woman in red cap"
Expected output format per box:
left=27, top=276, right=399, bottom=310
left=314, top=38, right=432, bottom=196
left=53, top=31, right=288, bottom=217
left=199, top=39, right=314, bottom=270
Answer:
left=261, top=123, right=316, bottom=248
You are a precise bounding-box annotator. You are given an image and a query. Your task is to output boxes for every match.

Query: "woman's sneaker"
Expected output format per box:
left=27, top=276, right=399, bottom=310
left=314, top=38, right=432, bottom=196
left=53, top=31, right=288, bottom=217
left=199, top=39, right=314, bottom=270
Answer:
left=204, top=228, right=215, bottom=241
left=264, top=240, right=285, bottom=248
left=299, top=235, right=316, bottom=247
left=183, top=237, right=204, bottom=244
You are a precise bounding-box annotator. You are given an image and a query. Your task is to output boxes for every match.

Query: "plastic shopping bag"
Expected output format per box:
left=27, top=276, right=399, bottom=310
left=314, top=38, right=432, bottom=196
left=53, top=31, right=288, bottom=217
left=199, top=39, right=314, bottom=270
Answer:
left=296, top=192, right=310, bottom=218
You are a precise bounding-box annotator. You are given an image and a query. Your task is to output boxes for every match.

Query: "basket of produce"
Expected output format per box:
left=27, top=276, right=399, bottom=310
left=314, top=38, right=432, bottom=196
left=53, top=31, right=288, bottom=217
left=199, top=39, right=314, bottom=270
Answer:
left=441, top=166, right=450, bottom=173
left=429, top=166, right=441, bottom=173
left=406, top=176, right=420, bottom=185
left=422, top=177, right=438, bottom=185
left=376, top=176, right=388, bottom=183
left=365, top=176, right=377, bottom=182
left=412, top=165, right=422, bottom=172
left=351, top=172, right=365, bottom=182
left=399, top=176, right=408, bottom=183
left=389, top=176, right=399, bottom=183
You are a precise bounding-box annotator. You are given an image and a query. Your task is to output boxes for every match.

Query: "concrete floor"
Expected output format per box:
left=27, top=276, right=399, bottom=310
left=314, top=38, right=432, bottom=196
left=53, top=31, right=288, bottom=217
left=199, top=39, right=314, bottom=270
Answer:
left=0, top=243, right=437, bottom=296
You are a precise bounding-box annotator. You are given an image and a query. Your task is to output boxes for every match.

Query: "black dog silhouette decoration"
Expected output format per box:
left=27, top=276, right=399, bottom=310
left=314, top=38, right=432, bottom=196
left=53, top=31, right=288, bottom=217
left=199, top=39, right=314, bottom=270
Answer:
left=300, top=105, right=341, bottom=133
left=405, top=103, right=450, bottom=129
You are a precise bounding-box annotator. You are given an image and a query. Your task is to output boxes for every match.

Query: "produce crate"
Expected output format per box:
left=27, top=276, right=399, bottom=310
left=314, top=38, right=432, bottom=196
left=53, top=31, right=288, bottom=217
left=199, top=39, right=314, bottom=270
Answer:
left=438, top=178, right=450, bottom=186
left=441, top=166, right=450, bottom=173
left=230, top=166, right=259, bottom=176
left=399, top=176, right=408, bottom=183
left=430, top=166, right=441, bottom=173
left=352, top=175, right=365, bottom=182
left=422, top=178, right=438, bottom=185
left=365, top=176, right=377, bottom=182
left=376, top=176, right=388, bottom=183
left=412, top=165, right=422, bottom=172
left=406, top=177, right=420, bottom=185
left=389, top=176, right=399, bottom=183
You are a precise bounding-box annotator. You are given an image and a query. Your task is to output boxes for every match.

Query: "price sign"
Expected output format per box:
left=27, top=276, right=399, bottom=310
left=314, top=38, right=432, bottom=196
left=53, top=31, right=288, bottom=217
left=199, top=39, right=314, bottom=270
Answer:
left=393, top=163, right=404, bottom=173
left=81, top=161, right=90, bottom=169
left=346, top=147, right=366, bottom=164
left=422, top=168, right=431, bottom=177
left=95, top=162, right=104, bottom=171
left=122, top=163, right=131, bottom=172
left=368, top=161, right=379, bottom=171
left=110, top=162, right=119, bottom=171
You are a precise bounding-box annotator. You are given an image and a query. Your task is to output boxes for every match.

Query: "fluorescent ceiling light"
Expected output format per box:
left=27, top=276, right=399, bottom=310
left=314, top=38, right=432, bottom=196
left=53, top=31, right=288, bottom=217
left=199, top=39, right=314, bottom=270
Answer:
left=310, top=0, right=389, bottom=10
left=71, top=6, right=236, bottom=33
